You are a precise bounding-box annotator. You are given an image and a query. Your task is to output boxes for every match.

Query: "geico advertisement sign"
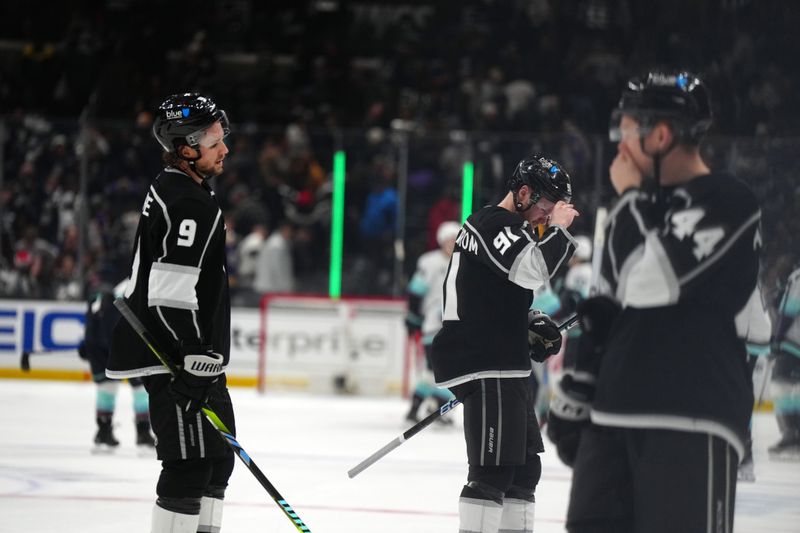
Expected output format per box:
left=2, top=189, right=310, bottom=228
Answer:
left=0, top=300, right=85, bottom=355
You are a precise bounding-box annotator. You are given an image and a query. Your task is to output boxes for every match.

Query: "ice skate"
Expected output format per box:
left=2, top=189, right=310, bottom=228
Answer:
left=737, top=436, right=755, bottom=482
left=768, top=434, right=800, bottom=461
left=92, top=417, right=119, bottom=454
left=737, top=454, right=755, bottom=482
left=136, top=420, right=156, bottom=455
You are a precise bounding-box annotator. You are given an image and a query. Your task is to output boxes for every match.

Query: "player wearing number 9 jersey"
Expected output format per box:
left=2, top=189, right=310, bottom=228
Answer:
left=430, top=155, right=579, bottom=533
left=108, top=93, right=236, bottom=533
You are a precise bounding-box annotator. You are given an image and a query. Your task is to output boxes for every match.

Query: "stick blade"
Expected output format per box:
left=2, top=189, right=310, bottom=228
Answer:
left=20, top=351, right=30, bottom=372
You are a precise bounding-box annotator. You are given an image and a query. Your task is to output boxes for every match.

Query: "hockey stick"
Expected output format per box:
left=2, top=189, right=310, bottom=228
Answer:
left=347, top=313, right=580, bottom=479
left=589, top=206, right=608, bottom=295
left=754, top=356, right=774, bottom=409
left=20, top=349, right=80, bottom=372
left=113, top=299, right=313, bottom=533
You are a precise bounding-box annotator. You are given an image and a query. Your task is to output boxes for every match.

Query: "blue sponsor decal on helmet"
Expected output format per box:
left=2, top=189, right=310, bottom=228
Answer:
left=549, top=165, right=559, bottom=174
left=182, top=108, right=190, bottom=117
left=676, top=74, right=688, bottom=89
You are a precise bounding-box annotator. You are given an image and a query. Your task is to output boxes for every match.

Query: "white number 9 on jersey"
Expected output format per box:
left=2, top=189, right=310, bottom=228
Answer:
left=177, top=219, right=197, bottom=247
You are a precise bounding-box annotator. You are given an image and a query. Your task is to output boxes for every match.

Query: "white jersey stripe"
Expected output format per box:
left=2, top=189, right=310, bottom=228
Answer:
left=198, top=208, right=222, bottom=267
left=149, top=186, right=172, bottom=261
left=156, top=306, right=179, bottom=341
left=443, top=252, right=461, bottom=321
left=148, top=262, right=201, bottom=310
left=678, top=210, right=760, bottom=286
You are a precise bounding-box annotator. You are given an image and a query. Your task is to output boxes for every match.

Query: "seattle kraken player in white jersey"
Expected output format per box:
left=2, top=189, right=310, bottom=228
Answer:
left=548, top=70, right=764, bottom=533
left=404, top=221, right=462, bottom=423
left=108, top=93, right=236, bottom=533
left=431, top=155, right=579, bottom=533
left=769, top=265, right=800, bottom=460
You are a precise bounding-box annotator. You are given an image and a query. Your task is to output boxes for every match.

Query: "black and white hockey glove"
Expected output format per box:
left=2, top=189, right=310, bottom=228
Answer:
left=547, top=371, right=595, bottom=467
left=169, top=345, right=224, bottom=414
left=528, top=310, right=563, bottom=362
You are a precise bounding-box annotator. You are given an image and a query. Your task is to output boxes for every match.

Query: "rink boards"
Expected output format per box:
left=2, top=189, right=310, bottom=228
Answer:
left=0, top=298, right=408, bottom=395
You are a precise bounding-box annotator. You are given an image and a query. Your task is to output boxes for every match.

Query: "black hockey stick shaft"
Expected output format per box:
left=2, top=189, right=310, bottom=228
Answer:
left=114, top=299, right=313, bottom=533
left=347, top=313, right=579, bottom=479
left=20, top=348, right=79, bottom=372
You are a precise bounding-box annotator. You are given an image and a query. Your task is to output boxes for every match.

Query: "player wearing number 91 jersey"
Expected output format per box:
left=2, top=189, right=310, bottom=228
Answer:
left=430, top=155, right=578, bottom=533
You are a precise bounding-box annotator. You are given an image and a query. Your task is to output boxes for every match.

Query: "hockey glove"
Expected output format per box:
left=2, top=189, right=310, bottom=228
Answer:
left=169, top=346, right=224, bottom=414
left=547, top=371, right=595, bottom=467
left=528, top=310, right=562, bottom=362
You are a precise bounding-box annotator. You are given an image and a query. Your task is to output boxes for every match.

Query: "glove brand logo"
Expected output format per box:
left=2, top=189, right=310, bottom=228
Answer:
left=184, top=354, right=224, bottom=376
left=165, top=109, right=184, bottom=120
left=189, top=360, right=223, bottom=375
left=488, top=427, right=495, bottom=454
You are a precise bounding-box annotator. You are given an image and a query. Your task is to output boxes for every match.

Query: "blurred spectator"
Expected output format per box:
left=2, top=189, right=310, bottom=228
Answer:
left=235, top=224, right=269, bottom=293
left=52, top=253, right=83, bottom=301
left=9, top=226, right=58, bottom=298
left=355, top=160, right=398, bottom=293
left=254, top=221, right=295, bottom=294
left=426, top=183, right=461, bottom=251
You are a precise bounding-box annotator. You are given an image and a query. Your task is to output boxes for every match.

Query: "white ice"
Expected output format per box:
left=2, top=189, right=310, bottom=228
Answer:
left=1, top=380, right=798, bottom=533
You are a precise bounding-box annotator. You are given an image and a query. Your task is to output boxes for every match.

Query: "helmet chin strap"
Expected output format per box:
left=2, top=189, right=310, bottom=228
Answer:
left=639, top=135, right=677, bottom=212
left=177, top=147, right=214, bottom=180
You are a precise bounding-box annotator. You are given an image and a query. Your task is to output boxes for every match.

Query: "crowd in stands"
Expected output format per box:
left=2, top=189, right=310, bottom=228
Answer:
left=1, top=0, right=798, bottom=307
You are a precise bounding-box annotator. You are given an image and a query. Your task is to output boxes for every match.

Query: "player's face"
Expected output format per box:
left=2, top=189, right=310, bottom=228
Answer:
left=195, top=122, right=229, bottom=177
left=527, top=196, right=555, bottom=226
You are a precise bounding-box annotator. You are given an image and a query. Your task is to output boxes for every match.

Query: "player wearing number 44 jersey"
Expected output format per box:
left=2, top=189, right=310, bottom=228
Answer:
left=108, top=93, right=236, bottom=533
left=431, top=155, right=579, bottom=533
left=548, top=70, right=764, bottom=533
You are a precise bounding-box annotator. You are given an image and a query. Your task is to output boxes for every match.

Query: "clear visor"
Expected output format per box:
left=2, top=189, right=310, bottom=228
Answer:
left=609, top=109, right=657, bottom=142
left=608, top=108, right=624, bottom=142
left=186, top=110, right=230, bottom=148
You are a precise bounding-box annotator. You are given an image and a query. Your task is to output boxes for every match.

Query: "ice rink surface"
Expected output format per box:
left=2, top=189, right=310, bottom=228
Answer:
left=1, top=379, right=798, bottom=533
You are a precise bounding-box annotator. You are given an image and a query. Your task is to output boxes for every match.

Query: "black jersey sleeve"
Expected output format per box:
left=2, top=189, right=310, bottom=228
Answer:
left=146, top=196, right=223, bottom=346
left=461, top=209, right=577, bottom=290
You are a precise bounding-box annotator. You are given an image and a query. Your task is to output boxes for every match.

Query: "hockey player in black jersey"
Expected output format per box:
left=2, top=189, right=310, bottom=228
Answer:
left=548, top=70, right=763, bottom=533
left=107, top=93, right=235, bottom=533
left=430, top=155, right=579, bottom=533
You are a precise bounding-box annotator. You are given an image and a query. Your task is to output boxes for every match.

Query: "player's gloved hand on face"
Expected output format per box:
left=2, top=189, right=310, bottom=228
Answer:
left=169, top=345, right=224, bottom=414
left=528, top=310, right=562, bottom=362
left=546, top=372, right=594, bottom=467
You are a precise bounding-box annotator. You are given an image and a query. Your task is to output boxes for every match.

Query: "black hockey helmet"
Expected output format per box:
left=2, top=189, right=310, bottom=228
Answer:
left=152, top=93, right=230, bottom=153
left=506, top=155, right=572, bottom=204
left=609, top=70, right=712, bottom=144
